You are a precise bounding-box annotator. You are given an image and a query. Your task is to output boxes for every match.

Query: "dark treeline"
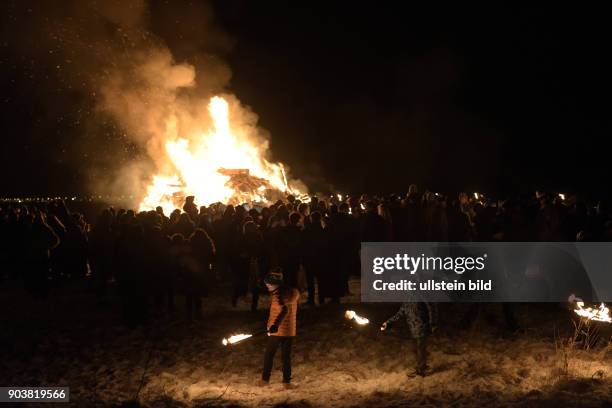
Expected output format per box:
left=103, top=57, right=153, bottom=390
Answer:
left=0, top=186, right=610, bottom=327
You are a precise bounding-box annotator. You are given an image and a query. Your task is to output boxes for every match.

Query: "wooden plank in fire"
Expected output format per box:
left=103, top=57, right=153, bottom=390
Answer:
left=218, top=168, right=250, bottom=176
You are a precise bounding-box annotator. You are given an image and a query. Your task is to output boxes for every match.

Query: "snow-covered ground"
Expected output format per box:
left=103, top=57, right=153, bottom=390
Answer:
left=1, top=279, right=611, bottom=407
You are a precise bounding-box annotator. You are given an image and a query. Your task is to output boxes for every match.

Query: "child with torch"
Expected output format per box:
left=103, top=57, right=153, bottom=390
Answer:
left=258, top=270, right=301, bottom=389
left=381, top=302, right=438, bottom=377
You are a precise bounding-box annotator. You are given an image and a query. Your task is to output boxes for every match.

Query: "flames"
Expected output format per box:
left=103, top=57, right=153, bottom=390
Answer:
left=139, top=96, right=304, bottom=213
left=574, top=301, right=611, bottom=323
left=222, top=333, right=253, bottom=346
left=345, top=310, right=370, bottom=325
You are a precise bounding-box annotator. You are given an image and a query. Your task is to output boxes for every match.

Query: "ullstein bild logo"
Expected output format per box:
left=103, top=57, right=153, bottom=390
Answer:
left=361, top=242, right=612, bottom=302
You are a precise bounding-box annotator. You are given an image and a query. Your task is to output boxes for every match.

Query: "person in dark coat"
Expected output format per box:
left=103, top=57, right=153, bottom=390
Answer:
left=231, top=221, right=265, bottom=310
left=168, top=233, right=190, bottom=315
left=172, top=213, right=195, bottom=239
left=116, top=224, right=148, bottom=327
left=89, top=209, right=115, bottom=300
left=212, top=205, right=237, bottom=281
left=185, top=228, right=215, bottom=320
left=24, top=210, right=59, bottom=297
left=279, top=213, right=303, bottom=288
left=381, top=302, right=438, bottom=377
left=302, top=211, right=329, bottom=305
left=145, top=225, right=171, bottom=316
left=360, top=201, right=388, bottom=242
left=327, top=203, right=360, bottom=298
left=183, top=196, right=199, bottom=222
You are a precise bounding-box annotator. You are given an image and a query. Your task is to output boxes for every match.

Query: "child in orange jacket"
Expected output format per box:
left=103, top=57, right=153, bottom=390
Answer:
left=258, top=271, right=300, bottom=389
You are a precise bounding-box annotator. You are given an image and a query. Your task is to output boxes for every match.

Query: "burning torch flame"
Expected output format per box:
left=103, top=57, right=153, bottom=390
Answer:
left=474, top=192, right=480, bottom=200
left=222, top=333, right=253, bottom=346
left=337, top=193, right=343, bottom=201
left=345, top=310, right=369, bottom=325
left=558, top=193, right=566, bottom=201
left=574, top=301, right=611, bottom=323
left=360, top=203, right=366, bottom=210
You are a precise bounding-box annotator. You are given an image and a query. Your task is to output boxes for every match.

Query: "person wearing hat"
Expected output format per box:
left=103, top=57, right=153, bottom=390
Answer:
left=258, top=270, right=300, bottom=388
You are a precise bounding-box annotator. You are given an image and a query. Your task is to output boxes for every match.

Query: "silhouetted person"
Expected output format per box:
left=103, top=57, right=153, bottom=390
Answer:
left=89, top=209, right=114, bottom=300
left=231, top=221, right=265, bottom=310
left=169, top=233, right=189, bottom=315
left=116, top=224, right=148, bottom=327
left=279, top=213, right=303, bottom=288
left=381, top=302, right=438, bottom=377
left=185, top=228, right=215, bottom=320
left=302, top=212, right=328, bottom=305
left=146, top=225, right=171, bottom=316
left=183, top=196, right=199, bottom=222
left=24, top=211, right=59, bottom=297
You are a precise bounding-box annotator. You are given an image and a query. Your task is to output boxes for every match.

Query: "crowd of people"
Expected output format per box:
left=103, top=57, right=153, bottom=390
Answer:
left=0, top=186, right=610, bottom=327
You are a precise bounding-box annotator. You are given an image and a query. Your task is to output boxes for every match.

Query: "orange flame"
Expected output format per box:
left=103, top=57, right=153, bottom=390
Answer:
left=574, top=301, right=611, bottom=323
left=139, top=96, right=304, bottom=213
left=222, top=333, right=253, bottom=346
left=345, top=310, right=370, bottom=325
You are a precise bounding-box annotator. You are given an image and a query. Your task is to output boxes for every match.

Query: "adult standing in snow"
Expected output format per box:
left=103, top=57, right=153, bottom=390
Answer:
left=381, top=302, right=438, bottom=377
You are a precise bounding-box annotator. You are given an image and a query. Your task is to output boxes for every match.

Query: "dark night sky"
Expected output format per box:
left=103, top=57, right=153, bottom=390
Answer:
left=1, top=1, right=611, bottom=197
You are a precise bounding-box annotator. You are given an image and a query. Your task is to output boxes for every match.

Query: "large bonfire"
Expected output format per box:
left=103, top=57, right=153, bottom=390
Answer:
left=138, top=96, right=305, bottom=214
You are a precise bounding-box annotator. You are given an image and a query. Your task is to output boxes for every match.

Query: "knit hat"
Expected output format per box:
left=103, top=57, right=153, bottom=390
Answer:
left=264, top=270, right=283, bottom=286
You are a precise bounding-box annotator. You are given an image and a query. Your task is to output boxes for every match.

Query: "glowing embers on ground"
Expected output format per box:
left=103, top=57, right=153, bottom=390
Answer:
left=222, top=333, right=253, bottom=346
left=139, top=96, right=304, bottom=213
left=345, top=310, right=370, bottom=325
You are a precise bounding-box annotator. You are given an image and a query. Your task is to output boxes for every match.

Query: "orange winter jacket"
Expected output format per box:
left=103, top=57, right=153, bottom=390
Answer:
left=267, top=288, right=300, bottom=337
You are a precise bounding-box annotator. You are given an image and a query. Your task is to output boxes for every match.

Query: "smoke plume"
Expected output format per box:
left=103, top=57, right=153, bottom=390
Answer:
left=2, top=0, right=304, bottom=205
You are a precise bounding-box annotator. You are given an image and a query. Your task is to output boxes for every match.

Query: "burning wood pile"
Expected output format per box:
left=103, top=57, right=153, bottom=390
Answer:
left=217, top=168, right=283, bottom=205
left=138, top=96, right=306, bottom=214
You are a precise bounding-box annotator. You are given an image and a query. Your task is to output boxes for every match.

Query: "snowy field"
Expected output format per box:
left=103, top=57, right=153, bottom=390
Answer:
left=1, top=279, right=611, bottom=407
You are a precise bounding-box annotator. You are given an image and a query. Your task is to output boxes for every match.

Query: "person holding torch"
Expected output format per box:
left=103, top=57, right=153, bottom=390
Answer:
left=258, top=270, right=300, bottom=389
left=381, top=302, right=438, bottom=377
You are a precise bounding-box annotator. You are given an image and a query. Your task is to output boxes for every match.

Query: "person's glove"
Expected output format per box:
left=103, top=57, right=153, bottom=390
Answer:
left=380, top=321, right=388, bottom=331
left=268, top=324, right=279, bottom=334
